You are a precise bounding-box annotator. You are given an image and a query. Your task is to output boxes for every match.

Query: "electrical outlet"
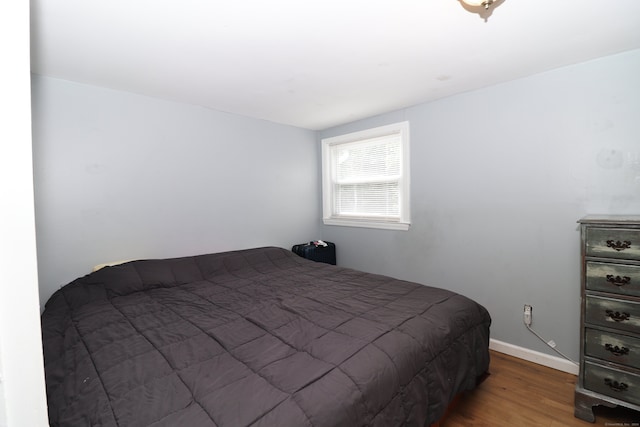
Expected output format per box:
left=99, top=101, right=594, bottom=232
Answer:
left=523, top=304, right=532, bottom=326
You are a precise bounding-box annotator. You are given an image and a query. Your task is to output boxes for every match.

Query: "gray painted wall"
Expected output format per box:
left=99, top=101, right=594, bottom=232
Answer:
left=32, top=75, right=321, bottom=309
left=319, top=49, right=640, bottom=361
left=32, top=49, right=640, bottom=361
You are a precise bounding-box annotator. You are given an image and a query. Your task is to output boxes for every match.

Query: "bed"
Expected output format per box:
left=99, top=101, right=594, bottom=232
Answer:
left=41, top=246, right=491, bottom=427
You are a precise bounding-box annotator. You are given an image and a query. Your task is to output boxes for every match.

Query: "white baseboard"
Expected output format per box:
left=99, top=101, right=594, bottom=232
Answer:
left=489, top=338, right=579, bottom=376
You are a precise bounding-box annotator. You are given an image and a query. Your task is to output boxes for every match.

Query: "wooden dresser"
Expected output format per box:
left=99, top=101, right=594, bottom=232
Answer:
left=575, top=215, right=640, bottom=422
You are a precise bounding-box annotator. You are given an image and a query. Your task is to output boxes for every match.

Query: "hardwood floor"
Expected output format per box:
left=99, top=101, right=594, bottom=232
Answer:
left=440, top=350, right=640, bottom=427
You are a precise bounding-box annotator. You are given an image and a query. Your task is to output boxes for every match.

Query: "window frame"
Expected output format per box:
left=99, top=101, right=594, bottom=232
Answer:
left=321, top=121, right=410, bottom=231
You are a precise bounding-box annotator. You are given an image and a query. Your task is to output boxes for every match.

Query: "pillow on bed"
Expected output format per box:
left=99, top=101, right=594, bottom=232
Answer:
left=92, top=259, right=136, bottom=272
left=86, top=262, right=145, bottom=297
left=88, top=257, right=205, bottom=297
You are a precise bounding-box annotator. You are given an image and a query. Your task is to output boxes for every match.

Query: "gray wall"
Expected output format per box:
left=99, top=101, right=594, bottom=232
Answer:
left=32, top=75, right=321, bottom=309
left=319, top=49, right=640, bottom=361
left=32, top=49, right=640, bottom=360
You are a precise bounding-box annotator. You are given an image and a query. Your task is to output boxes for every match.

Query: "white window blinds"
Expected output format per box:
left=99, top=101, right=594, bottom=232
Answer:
left=322, top=121, right=410, bottom=230
left=333, top=135, right=401, bottom=219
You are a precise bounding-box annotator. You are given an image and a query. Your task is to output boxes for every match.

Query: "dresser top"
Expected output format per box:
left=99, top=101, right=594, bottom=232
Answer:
left=579, top=215, right=640, bottom=224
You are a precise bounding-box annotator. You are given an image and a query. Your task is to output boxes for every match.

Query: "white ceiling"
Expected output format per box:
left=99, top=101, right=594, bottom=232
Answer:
left=30, top=0, right=640, bottom=130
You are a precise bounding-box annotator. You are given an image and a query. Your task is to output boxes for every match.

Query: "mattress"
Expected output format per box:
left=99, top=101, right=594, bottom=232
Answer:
left=41, top=246, right=491, bottom=426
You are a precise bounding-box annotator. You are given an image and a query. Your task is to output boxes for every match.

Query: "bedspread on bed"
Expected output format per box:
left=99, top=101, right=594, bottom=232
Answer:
left=42, top=247, right=491, bottom=427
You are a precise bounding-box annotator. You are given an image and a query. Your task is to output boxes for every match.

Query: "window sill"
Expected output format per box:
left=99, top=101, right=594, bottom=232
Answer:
left=322, top=218, right=410, bottom=231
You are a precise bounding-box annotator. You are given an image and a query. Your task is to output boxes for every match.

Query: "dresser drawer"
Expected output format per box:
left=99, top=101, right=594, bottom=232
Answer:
left=584, top=361, right=640, bottom=405
left=585, top=296, right=640, bottom=334
left=586, top=228, right=640, bottom=261
left=586, top=262, right=640, bottom=297
left=585, top=328, right=640, bottom=368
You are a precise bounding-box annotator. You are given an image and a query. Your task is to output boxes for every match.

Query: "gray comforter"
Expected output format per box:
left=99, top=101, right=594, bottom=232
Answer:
left=42, top=246, right=491, bottom=427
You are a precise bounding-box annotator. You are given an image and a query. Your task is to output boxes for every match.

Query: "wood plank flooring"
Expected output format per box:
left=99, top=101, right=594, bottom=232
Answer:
left=440, top=350, right=640, bottom=427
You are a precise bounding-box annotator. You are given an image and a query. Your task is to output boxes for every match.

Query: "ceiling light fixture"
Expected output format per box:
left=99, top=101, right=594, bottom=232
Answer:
left=460, top=0, right=494, bottom=10
left=458, top=0, right=503, bottom=21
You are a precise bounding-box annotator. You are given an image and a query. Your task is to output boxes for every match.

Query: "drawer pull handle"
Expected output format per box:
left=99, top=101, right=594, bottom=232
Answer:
left=606, top=275, right=631, bottom=286
left=604, top=343, right=630, bottom=356
left=604, top=378, right=628, bottom=392
left=606, top=240, right=632, bottom=252
left=606, top=310, right=631, bottom=322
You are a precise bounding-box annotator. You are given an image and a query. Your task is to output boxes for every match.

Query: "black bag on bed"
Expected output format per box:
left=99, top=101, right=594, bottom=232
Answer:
left=292, top=241, right=336, bottom=265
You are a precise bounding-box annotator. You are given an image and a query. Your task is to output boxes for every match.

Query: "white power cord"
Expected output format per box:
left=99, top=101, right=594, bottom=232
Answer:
left=525, top=323, right=578, bottom=366
left=523, top=304, right=578, bottom=366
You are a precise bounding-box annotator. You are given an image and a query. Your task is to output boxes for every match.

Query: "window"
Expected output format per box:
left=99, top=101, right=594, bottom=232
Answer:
left=321, top=121, right=410, bottom=230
